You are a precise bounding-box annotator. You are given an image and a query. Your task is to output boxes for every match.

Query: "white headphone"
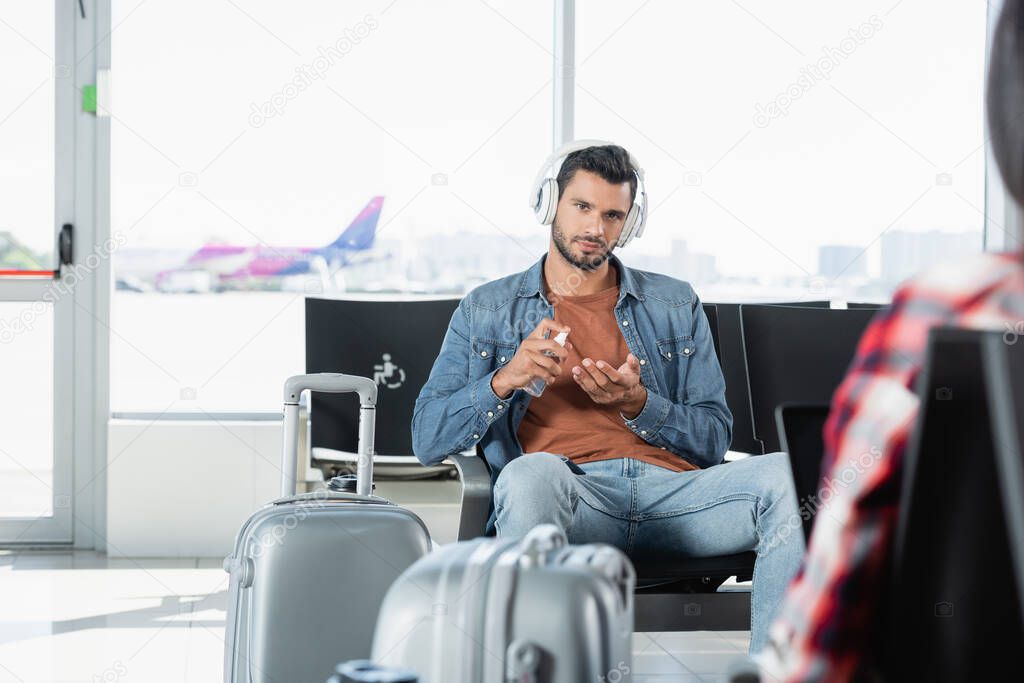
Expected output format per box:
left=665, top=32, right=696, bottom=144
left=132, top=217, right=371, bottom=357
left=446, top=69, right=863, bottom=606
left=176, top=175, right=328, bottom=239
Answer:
left=529, top=139, right=648, bottom=248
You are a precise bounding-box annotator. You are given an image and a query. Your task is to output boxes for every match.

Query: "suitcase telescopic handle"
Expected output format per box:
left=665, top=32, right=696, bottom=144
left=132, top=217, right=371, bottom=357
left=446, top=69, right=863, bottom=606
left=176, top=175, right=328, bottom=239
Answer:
left=479, top=525, right=567, bottom=682
left=281, top=373, right=378, bottom=498
left=283, top=373, right=378, bottom=406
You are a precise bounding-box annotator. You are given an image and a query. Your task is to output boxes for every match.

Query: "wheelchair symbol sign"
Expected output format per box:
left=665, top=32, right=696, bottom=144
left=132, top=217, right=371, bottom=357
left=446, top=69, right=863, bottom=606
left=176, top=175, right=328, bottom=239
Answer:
left=374, top=353, right=406, bottom=389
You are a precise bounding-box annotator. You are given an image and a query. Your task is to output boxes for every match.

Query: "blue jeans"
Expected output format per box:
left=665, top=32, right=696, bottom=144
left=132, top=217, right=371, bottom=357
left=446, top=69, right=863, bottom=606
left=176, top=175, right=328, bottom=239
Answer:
left=492, top=452, right=806, bottom=654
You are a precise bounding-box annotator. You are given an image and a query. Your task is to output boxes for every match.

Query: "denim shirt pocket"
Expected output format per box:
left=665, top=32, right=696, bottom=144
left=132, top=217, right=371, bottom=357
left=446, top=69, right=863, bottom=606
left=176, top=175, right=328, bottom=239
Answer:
left=470, top=337, right=517, bottom=375
left=655, top=335, right=695, bottom=400
left=655, top=334, right=696, bottom=361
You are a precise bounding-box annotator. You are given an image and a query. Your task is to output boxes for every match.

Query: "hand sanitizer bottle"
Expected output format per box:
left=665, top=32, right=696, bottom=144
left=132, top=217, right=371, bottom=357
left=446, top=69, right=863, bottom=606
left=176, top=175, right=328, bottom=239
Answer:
left=523, top=330, right=569, bottom=398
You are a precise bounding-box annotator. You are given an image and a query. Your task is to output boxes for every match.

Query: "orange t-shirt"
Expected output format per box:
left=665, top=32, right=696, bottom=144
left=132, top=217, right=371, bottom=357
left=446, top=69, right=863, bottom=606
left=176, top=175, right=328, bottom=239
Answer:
left=515, top=284, right=697, bottom=472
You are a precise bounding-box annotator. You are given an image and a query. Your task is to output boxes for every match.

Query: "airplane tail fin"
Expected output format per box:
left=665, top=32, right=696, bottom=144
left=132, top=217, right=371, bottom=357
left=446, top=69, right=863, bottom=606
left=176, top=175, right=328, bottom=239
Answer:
left=319, top=196, right=384, bottom=253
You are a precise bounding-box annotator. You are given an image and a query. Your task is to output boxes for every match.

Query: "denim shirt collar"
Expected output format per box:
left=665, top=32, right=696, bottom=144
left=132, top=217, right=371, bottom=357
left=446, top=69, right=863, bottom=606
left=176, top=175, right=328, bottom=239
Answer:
left=515, top=252, right=643, bottom=304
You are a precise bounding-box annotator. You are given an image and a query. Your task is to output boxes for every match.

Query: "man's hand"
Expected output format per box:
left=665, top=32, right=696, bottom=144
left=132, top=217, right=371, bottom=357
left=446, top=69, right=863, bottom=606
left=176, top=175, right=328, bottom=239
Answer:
left=571, top=353, right=647, bottom=419
left=490, top=318, right=572, bottom=399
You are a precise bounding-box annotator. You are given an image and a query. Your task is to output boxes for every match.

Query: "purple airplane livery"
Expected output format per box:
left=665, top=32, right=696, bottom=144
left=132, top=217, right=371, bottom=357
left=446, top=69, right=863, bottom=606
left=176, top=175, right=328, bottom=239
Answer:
left=155, top=197, right=384, bottom=291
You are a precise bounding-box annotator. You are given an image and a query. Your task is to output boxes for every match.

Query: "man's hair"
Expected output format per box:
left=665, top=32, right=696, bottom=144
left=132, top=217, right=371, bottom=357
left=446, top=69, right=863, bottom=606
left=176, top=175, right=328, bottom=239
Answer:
left=555, top=145, right=638, bottom=204
left=988, top=0, right=1024, bottom=215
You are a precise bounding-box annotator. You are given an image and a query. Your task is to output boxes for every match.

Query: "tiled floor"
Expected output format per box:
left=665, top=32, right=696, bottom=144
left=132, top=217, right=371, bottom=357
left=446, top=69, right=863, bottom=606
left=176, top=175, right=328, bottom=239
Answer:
left=0, top=550, right=751, bottom=682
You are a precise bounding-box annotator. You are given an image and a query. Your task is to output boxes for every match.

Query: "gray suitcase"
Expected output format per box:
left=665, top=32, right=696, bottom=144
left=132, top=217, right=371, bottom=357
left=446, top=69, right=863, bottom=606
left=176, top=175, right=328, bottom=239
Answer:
left=223, top=373, right=432, bottom=683
left=371, top=524, right=636, bottom=683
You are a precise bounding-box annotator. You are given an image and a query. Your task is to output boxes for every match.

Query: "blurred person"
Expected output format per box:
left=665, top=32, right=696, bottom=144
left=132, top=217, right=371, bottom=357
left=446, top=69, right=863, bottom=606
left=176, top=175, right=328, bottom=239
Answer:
left=756, top=1, right=1024, bottom=679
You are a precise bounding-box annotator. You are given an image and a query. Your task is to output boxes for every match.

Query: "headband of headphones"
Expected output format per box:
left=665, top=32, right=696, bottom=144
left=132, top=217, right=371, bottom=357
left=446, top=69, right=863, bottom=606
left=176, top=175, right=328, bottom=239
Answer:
left=528, top=139, right=648, bottom=248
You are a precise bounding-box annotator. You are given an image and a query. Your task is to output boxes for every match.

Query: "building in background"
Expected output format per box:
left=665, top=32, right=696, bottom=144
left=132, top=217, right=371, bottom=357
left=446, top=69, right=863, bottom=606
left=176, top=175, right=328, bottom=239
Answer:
left=881, top=230, right=979, bottom=286
left=627, top=239, right=718, bottom=285
left=818, top=245, right=867, bottom=280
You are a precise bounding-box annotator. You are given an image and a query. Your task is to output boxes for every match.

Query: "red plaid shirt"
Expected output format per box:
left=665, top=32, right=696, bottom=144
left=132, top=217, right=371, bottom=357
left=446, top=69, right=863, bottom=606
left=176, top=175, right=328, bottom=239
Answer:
left=757, top=251, right=1024, bottom=682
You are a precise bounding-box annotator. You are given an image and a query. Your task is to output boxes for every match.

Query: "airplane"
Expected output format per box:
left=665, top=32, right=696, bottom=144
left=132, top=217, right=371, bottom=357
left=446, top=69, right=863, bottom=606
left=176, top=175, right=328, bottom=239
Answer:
left=153, top=196, right=385, bottom=293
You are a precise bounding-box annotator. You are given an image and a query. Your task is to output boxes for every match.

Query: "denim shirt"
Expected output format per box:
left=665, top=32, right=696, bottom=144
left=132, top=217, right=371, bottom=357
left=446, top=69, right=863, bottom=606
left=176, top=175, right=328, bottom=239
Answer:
left=411, top=253, right=733, bottom=533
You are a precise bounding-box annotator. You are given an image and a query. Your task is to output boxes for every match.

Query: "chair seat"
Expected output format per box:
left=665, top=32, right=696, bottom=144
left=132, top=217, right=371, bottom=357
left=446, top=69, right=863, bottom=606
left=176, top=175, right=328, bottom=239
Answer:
left=631, top=551, right=756, bottom=582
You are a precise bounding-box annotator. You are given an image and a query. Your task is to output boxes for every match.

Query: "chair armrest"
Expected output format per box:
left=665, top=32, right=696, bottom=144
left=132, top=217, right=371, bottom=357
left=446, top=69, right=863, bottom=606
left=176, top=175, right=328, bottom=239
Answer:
left=447, top=451, right=491, bottom=541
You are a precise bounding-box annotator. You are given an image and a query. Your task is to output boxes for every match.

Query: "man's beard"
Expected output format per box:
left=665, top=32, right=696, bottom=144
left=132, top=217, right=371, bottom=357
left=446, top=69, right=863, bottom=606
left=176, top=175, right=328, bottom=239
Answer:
left=552, top=221, right=612, bottom=272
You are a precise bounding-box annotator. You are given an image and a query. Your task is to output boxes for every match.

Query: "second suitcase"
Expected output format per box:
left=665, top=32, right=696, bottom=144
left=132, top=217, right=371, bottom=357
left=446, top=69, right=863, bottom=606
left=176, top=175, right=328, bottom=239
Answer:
left=371, top=524, right=636, bottom=683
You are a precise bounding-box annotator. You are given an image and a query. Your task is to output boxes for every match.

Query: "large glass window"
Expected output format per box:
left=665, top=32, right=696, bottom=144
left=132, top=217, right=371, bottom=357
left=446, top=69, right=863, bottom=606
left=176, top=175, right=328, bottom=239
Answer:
left=0, top=0, right=74, bottom=543
left=112, top=0, right=992, bottom=412
left=111, top=0, right=552, bottom=411
left=0, top=302, right=54, bottom=517
left=0, top=0, right=55, bottom=272
left=576, top=0, right=987, bottom=302
left=0, top=0, right=56, bottom=516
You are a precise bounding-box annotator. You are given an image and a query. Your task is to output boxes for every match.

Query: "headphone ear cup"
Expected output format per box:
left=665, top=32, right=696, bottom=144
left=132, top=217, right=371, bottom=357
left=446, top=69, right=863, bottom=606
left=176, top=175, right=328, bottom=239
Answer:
left=618, top=204, right=640, bottom=248
left=531, top=181, right=546, bottom=222
left=634, top=202, right=647, bottom=238
left=537, top=178, right=557, bottom=225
